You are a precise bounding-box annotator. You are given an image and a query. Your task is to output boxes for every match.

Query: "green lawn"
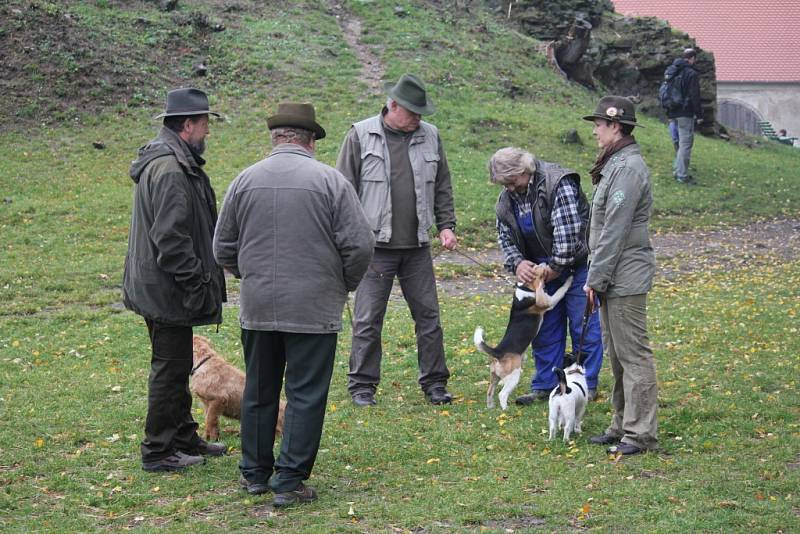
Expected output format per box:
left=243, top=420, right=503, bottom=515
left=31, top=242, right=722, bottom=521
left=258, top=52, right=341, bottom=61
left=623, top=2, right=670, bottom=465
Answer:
left=1, top=1, right=799, bottom=532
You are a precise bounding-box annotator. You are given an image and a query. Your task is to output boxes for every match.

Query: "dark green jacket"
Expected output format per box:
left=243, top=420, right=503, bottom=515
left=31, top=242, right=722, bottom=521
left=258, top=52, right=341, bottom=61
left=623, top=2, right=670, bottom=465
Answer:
left=122, top=127, right=225, bottom=326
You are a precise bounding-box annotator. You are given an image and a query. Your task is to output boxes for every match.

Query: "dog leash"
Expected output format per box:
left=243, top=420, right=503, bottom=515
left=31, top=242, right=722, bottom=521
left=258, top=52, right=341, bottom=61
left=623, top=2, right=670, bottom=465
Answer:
left=190, top=356, right=213, bottom=376
left=574, top=297, right=594, bottom=366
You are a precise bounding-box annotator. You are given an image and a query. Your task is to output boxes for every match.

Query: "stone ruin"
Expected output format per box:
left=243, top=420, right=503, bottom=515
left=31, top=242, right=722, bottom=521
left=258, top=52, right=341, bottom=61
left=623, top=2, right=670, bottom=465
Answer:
left=489, top=0, right=718, bottom=135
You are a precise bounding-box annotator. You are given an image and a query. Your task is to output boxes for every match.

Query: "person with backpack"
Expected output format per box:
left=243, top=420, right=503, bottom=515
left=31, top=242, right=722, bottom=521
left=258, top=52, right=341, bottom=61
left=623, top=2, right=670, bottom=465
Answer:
left=660, top=48, right=702, bottom=184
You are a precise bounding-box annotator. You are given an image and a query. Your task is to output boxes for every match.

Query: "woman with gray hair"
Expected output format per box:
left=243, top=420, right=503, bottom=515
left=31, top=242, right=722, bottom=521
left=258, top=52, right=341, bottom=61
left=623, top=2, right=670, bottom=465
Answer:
left=488, top=146, right=603, bottom=405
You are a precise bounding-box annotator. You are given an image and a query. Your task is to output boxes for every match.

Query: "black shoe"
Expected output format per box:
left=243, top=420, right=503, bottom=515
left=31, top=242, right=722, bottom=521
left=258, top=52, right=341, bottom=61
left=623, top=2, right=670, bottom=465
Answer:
left=587, top=389, right=598, bottom=402
left=142, top=451, right=205, bottom=472
left=514, top=390, right=549, bottom=406
left=425, top=385, right=453, bottom=405
left=239, top=475, right=271, bottom=496
left=607, top=442, right=643, bottom=456
left=351, top=391, right=376, bottom=407
left=590, top=433, right=621, bottom=445
left=182, top=439, right=227, bottom=457
left=273, top=482, right=317, bottom=507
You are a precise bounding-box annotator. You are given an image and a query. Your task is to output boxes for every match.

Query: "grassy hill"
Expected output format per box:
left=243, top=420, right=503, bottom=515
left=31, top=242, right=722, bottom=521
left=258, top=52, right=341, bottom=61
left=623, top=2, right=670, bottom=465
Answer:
left=1, top=1, right=798, bottom=532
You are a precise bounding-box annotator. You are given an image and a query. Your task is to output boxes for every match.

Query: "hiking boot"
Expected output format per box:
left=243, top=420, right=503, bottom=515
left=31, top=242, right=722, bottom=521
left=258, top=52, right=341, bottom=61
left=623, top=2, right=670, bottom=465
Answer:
left=239, top=475, right=271, bottom=496
left=351, top=391, right=377, bottom=407
left=514, top=390, right=550, bottom=406
left=425, top=385, right=453, bottom=405
left=181, top=439, right=227, bottom=457
left=142, top=451, right=205, bottom=472
left=273, top=482, right=317, bottom=507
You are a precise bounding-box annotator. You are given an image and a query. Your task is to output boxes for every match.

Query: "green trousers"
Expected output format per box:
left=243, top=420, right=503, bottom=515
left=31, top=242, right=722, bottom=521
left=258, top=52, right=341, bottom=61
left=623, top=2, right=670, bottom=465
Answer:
left=239, top=329, right=337, bottom=493
left=600, top=294, right=659, bottom=450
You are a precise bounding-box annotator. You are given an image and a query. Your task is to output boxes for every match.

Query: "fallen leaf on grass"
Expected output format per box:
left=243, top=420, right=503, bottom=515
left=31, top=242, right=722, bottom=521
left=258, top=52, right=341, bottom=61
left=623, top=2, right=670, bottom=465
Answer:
left=35, top=438, right=44, bottom=448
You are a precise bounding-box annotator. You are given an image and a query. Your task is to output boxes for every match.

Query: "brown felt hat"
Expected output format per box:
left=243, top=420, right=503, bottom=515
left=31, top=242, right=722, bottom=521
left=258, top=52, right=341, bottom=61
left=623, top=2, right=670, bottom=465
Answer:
left=582, top=95, right=642, bottom=127
left=154, top=88, right=220, bottom=119
left=267, top=102, right=326, bottom=140
left=384, top=73, right=435, bottom=116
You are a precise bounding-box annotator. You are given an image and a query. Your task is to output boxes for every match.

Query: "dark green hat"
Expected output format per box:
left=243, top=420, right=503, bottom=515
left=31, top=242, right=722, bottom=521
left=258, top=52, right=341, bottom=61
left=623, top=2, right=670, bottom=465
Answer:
left=384, top=74, right=435, bottom=116
left=154, top=88, right=220, bottom=119
left=267, top=102, right=326, bottom=140
left=582, top=95, right=642, bottom=127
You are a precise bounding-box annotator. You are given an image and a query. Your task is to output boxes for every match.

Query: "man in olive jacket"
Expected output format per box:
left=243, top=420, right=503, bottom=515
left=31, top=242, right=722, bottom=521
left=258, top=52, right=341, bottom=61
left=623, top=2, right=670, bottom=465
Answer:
left=582, top=96, right=658, bottom=457
left=123, top=88, right=227, bottom=472
left=214, top=103, right=374, bottom=506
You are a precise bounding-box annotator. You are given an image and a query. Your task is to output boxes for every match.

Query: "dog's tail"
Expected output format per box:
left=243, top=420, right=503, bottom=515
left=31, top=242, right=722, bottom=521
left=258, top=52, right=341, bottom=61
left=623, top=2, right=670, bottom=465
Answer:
left=474, top=327, right=502, bottom=359
left=553, top=367, right=568, bottom=395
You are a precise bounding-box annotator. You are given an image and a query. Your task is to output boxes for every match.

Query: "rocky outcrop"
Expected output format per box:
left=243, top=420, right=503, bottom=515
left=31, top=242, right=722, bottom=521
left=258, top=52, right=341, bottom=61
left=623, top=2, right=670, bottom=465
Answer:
left=587, top=14, right=717, bottom=133
left=490, top=0, right=718, bottom=134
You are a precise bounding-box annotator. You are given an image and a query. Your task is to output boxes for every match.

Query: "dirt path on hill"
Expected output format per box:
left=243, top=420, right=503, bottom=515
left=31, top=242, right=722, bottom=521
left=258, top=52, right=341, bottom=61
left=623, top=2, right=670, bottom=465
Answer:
left=431, top=218, right=800, bottom=298
left=327, top=1, right=385, bottom=96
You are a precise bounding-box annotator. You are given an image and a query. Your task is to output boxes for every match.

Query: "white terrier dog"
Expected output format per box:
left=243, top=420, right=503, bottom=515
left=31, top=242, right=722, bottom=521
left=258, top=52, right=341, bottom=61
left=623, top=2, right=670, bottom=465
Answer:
left=548, top=353, right=588, bottom=442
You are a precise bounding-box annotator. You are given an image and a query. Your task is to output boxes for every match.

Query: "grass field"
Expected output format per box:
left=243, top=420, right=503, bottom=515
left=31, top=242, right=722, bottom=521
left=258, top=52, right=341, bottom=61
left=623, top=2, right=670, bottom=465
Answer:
left=2, top=1, right=799, bottom=532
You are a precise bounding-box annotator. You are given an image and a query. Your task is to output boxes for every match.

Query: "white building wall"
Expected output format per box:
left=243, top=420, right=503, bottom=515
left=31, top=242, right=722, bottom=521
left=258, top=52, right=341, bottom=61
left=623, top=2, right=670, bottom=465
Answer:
left=717, top=82, right=800, bottom=142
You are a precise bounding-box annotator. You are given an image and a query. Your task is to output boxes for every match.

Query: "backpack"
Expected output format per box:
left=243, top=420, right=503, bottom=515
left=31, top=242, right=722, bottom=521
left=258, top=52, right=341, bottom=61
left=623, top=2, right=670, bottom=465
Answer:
left=659, top=65, right=686, bottom=112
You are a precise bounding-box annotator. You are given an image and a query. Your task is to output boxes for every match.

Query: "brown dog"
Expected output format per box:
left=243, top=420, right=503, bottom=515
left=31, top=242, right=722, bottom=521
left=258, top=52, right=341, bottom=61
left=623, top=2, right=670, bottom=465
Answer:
left=474, top=264, right=573, bottom=410
left=190, top=335, right=285, bottom=440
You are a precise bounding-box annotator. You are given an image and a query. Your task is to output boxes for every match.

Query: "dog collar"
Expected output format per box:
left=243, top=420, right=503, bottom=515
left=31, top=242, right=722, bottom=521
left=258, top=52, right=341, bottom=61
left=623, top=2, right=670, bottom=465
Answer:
left=190, top=356, right=212, bottom=376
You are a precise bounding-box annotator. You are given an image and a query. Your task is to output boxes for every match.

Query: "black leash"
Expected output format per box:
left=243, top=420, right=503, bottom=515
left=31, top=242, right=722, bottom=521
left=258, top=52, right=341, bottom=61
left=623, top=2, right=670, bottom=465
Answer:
left=575, top=296, right=594, bottom=366
left=190, top=356, right=212, bottom=376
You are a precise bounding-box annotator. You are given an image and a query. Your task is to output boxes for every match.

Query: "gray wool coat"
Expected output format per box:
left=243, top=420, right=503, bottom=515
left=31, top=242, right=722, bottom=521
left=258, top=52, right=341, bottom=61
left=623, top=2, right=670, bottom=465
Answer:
left=587, top=143, right=656, bottom=297
left=213, top=143, right=375, bottom=333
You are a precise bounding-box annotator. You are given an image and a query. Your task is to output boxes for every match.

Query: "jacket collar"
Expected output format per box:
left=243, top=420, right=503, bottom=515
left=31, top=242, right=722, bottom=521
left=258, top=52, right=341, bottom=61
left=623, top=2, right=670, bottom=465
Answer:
left=157, top=126, right=204, bottom=171
left=601, top=143, right=641, bottom=175
left=268, top=143, right=314, bottom=158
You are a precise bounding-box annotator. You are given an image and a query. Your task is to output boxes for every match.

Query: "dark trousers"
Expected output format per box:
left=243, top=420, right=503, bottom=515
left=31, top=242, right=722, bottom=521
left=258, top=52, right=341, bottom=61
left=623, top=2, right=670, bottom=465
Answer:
left=141, top=319, right=200, bottom=462
left=348, top=246, right=450, bottom=395
left=239, top=329, right=337, bottom=493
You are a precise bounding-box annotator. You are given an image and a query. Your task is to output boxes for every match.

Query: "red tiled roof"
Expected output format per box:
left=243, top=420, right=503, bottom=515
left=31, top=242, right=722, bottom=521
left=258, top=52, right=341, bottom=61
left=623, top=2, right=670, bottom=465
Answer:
left=612, top=0, right=800, bottom=82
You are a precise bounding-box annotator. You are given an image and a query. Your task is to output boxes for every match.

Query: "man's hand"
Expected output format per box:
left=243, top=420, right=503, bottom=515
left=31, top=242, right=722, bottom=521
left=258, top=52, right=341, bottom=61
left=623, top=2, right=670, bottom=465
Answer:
left=439, top=228, right=457, bottom=251
left=515, top=260, right=538, bottom=284
left=542, top=265, right=559, bottom=283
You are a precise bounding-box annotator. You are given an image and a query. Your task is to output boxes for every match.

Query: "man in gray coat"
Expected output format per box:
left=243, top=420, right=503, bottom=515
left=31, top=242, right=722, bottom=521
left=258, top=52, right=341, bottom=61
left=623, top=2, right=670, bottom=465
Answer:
left=336, top=74, right=457, bottom=407
left=214, top=103, right=374, bottom=506
left=582, top=96, right=658, bottom=456
left=123, top=88, right=228, bottom=472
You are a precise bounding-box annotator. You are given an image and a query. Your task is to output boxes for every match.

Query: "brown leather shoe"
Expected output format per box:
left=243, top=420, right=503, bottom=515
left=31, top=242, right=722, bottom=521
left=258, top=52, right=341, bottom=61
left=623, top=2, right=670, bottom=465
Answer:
left=273, top=482, right=317, bottom=507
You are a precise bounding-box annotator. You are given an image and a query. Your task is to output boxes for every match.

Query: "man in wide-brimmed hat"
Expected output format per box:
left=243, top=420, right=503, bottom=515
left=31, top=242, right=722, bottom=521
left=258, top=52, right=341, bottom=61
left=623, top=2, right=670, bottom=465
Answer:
left=336, top=74, right=458, bottom=407
left=214, top=102, right=374, bottom=506
left=123, top=87, right=228, bottom=473
left=581, top=95, right=658, bottom=457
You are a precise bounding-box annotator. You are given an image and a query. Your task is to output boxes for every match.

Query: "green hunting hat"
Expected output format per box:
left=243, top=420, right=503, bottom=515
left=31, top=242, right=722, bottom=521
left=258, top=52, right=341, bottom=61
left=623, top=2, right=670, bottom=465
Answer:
left=582, top=95, right=642, bottom=127
left=154, top=88, right=220, bottom=119
left=384, top=73, right=436, bottom=116
left=267, top=102, right=326, bottom=140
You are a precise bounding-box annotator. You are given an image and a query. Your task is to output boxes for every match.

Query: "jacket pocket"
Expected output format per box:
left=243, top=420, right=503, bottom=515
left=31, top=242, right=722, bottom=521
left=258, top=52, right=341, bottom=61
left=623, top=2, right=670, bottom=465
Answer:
left=358, top=150, right=388, bottom=231
left=420, top=152, right=439, bottom=230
